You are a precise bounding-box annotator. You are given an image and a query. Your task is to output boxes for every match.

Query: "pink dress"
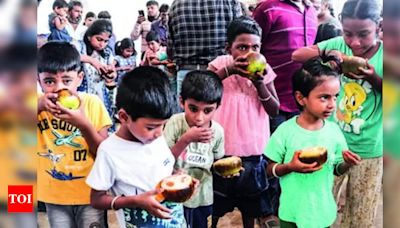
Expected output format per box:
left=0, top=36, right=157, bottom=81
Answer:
left=209, top=55, right=277, bottom=157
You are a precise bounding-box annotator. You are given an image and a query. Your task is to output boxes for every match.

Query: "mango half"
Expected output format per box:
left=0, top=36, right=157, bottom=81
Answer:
left=341, top=56, right=368, bottom=75
left=213, top=156, right=242, bottom=177
left=155, top=174, right=195, bottom=203
left=299, top=147, right=328, bottom=166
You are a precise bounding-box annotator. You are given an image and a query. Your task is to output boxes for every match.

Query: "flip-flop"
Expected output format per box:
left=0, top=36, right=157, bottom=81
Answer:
left=261, top=216, right=280, bottom=228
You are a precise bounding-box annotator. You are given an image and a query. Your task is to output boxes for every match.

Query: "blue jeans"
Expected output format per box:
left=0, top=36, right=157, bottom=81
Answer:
left=45, top=203, right=105, bottom=228
left=176, top=70, right=191, bottom=98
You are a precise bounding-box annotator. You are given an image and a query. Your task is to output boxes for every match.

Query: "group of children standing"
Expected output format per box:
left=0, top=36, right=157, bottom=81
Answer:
left=37, top=0, right=382, bottom=227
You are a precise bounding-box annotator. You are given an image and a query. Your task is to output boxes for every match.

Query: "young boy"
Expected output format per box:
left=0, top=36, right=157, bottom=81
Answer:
left=37, top=41, right=112, bottom=227
left=163, top=70, right=225, bottom=227
left=86, top=66, right=186, bottom=228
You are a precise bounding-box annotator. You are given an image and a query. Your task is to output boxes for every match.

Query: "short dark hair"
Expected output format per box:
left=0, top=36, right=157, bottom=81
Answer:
left=159, top=4, right=169, bottom=13
left=146, top=0, right=159, bottom=7
left=292, top=52, right=340, bottom=109
left=97, top=10, right=111, bottom=19
left=226, top=16, right=261, bottom=45
left=84, top=11, right=96, bottom=20
left=38, top=41, right=81, bottom=74
left=181, top=70, right=223, bottom=106
left=146, top=31, right=160, bottom=42
left=314, top=23, right=342, bottom=43
left=116, top=66, right=177, bottom=120
left=52, top=0, right=68, bottom=10
left=68, top=0, right=82, bottom=11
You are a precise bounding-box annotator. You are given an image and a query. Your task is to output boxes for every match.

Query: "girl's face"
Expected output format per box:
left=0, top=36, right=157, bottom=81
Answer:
left=55, top=7, right=68, bottom=17
left=342, top=18, right=379, bottom=57
left=228, top=33, right=261, bottom=59
left=89, top=32, right=111, bottom=51
left=297, top=76, right=340, bottom=120
left=122, top=47, right=134, bottom=58
left=84, top=17, right=96, bottom=27
left=147, top=40, right=160, bottom=53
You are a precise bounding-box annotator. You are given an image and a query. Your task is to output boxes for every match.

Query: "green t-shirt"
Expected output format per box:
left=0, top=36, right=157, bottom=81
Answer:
left=163, top=113, right=225, bottom=208
left=264, top=117, right=347, bottom=228
left=318, top=36, right=383, bottom=159
left=383, top=80, right=400, bottom=158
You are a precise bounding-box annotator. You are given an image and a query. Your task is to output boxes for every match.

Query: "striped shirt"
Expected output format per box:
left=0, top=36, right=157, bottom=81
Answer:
left=168, top=0, right=242, bottom=66
left=253, top=0, right=317, bottom=113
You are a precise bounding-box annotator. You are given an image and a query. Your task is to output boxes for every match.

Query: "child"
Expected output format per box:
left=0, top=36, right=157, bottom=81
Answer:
left=142, top=31, right=168, bottom=67
left=86, top=66, right=186, bottom=228
left=47, top=0, right=71, bottom=42
left=37, top=41, right=112, bottom=227
left=163, top=70, right=224, bottom=228
left=292, top=0, right=383, bottom=226
left=207, top=16, right=280, bottom=228
left=264, top=55, right=361, bottom=228
left=114, top=38, right=137, bottom=83
left=78, top=19, right=118, bottom=131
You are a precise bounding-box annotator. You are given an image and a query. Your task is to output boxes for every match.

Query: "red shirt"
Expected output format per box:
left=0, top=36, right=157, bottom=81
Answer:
left=254, top=0, right=317, bottom=112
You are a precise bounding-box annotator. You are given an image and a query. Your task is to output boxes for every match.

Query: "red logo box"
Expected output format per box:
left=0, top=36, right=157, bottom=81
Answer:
left=8, top=185, right=33, bottom=213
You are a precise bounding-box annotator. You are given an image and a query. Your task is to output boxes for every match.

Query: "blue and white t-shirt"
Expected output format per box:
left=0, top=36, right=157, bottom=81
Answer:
left=86, top=134, right=185, bottom=228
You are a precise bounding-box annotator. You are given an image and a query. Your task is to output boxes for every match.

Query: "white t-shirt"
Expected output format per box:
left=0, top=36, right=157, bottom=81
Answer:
left=65, top=23, right=87, bottom=47
left=86, top=134, right=185, bottom=228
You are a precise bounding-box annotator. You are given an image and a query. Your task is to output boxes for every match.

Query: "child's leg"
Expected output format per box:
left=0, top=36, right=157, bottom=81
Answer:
left=45, top=203, right=75, bottom=227
left=279, top=219, right=297, bottom=228
left=74, top=205, right=105, bottom=228
left=341, top=157, right=383, bottom=228
left=184, top=205, right=212, bottom=228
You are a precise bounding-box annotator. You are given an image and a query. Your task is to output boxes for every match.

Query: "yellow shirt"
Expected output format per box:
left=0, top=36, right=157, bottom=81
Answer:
left=37, top=93, right=112, bottom=205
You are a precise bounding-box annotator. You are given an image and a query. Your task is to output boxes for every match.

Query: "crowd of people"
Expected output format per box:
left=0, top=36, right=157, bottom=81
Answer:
left=36, top=0, right=385, bottom=227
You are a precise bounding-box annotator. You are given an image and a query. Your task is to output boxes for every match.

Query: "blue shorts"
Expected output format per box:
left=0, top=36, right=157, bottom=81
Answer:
left=212, top=155, right=270, bottom=218
left=184, top=205, right=212, bottom=228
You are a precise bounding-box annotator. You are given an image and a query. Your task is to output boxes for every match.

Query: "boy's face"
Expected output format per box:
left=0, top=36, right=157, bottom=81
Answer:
left=119, top=109, right=167, bottom=144
left=181, top=98, right=218, bottom=128
left=38, top=71, right=83, bottom=94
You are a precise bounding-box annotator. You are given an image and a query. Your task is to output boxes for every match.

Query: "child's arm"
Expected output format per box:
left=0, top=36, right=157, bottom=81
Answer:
left=171, top=127, right=213, bottom=158
left=266, top=151, right=322, bottom=177
left=90, top=189, right=171, bottom=219
left=54, top=15, right=68, bottom=30
left=211, top=55, right=249, bottom=81
left=334, top=150, right=361, bottom=175
left=346, top=62, right=382, bottom=93
left=253, top=76, right=280, bottom=117
left=292, top=45, right=320, bottom=63
left=54, top=100, right=109, bottom=157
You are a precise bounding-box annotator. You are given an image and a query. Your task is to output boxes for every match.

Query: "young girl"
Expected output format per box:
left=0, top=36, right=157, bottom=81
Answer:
left=141, top=31, right=168, bottom=67
left=78, top=19, right=117, bottom=131
left=292, top=0, right=382, bottom=227
left=47, top=0, right=71, bottom=42
left=207, top=16, right=279, bottom=228
left=114, top=38, right=137, bottom=83
left=264, top=55, right=361, bottom=228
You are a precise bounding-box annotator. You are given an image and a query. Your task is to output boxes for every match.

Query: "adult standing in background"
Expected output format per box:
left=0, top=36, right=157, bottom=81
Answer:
left=253, top=0, right=317, bottom=226
left=131, top=0, right=160, bottom=57
left=98, top=10, right=117, bottom=54
left=151, top=4, right=169, bottom=47
left=253, top=0, right=317, bottom=133
left=65, top=0, right=86, bottom=46
left=311, top=0, right=341, bottom=28
left=168, top=0, right=242, bottom=96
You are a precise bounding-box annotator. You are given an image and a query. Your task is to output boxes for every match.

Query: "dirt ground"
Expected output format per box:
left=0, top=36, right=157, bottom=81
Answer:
left=38, top=196, right=383, bottom=228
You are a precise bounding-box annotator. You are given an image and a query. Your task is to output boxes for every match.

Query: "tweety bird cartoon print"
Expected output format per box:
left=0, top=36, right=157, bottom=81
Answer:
left=336, top=78, right=373, bottom=134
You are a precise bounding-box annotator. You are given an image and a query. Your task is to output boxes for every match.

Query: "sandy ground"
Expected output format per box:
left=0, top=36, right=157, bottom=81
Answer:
left=38, top=194, right=382, bottom=228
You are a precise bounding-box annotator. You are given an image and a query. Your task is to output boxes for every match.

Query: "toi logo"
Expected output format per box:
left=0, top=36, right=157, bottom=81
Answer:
left=8, top=185, right=33, bottom=213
